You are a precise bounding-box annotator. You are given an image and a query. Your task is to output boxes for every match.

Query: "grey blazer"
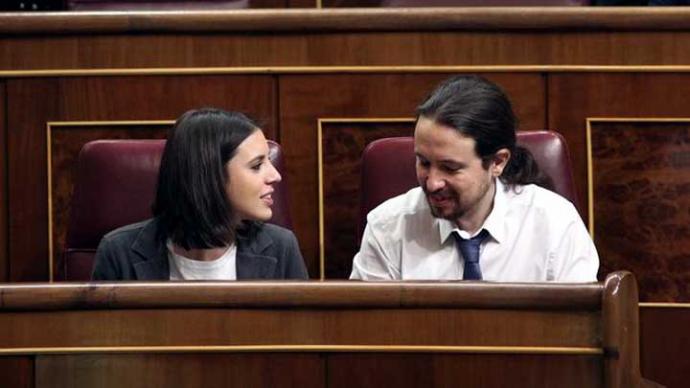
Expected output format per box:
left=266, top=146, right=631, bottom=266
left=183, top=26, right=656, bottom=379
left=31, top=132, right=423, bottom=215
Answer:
left=92, top=219, right=308, bottom=280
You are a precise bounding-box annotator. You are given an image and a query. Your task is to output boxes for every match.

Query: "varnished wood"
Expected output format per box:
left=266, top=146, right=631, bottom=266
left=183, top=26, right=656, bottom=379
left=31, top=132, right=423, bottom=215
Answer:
left=0, top=82, right=6, bottom=282
left=4, top=33, right=690, bottom=71
left=35, top=354, right=323, bottom=388
left=0, top=356, right=33, bottom=388
left=7, top=76, right=276, bottom=281
left=548, top=73, right=690, bottom=302
left=0, top=272, right=647, bottom=388
left=3, top=8, right=690, bottom=34
left=327, top=353, right=602, bottom=388
left=0, top=281, right=601, bottom=310
left=602, top=271, right=641, bottom=388
left=640, top=305, right=690, bottom=388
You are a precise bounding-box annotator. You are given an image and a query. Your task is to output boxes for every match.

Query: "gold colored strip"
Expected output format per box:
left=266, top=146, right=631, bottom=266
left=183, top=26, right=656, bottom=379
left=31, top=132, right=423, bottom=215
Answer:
left=5, top=65, right=690, bottom=78
left=46, top=122, right=54, bottom=282
left=316, top=117, right=416, bottom=279
left=47, top=120, right=175, bottom=127
left=640, top=303, right=690, bottom=308
left=586, top=119, right=595, bottom=238
left=0, top=344, right=603, bottom=356
left=317, top=119, right=326, bottom=280
left=46, top=120, right=174, bottom=281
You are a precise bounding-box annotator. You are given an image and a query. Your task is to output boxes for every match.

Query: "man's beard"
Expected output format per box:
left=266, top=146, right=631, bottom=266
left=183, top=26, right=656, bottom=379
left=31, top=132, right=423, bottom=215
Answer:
left=424, top=188, right=465, bottom=221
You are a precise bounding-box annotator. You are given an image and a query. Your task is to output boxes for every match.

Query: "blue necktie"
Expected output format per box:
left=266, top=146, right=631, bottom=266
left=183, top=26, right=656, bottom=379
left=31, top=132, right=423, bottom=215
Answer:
left=455, top=229, right=489, bottom=280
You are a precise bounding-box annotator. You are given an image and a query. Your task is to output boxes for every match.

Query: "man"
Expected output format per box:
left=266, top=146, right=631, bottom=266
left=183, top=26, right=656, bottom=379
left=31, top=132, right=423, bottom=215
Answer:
left=350, top=75, right=599, bottom=282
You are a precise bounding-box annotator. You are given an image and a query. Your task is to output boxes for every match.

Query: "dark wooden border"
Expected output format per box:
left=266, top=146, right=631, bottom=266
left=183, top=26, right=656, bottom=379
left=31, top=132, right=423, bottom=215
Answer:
left=0, top=281, right=602, bottom=311
left=2, top=8, right=690, bottom=34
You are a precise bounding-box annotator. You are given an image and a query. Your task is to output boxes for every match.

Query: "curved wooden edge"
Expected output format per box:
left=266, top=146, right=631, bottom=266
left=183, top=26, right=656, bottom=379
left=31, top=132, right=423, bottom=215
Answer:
left=0, top=281, right=602, bottom=310
left=602, top=271, right=643, bottom=388
left=2, top=8, right=690, bottom=34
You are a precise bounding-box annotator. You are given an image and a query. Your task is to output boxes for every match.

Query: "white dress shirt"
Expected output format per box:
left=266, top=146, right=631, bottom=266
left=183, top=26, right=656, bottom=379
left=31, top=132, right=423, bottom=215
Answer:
left=350, top=180, right=599, bottom=282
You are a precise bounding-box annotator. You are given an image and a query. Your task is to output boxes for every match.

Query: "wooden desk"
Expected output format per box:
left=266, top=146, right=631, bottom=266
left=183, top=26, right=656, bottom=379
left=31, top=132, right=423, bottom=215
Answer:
left=0, top=271, right=649, bottom=387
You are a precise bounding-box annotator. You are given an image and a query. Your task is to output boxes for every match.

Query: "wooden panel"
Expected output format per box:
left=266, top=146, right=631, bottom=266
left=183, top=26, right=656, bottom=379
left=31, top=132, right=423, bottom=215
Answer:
left=548, top=73, right=690, bottom=300
left=0, top=308, right=599, bottom=348
left=0, top=275, right=645, bottom=388
left=7, top=75, right=276, bottom=281
left=50, top=124, right=169, bottom=280
left=590, top=121, right=690, bottom=302
left=640, top=306, right=690, bottom=388
left=36, top=354, right=323, bottom=388
left=0, top=356, right=33, bottom=388
left=322, top=121, right=413, bottom=278
left=327, top=353, right=602, bottom=388
left=280, top=73, right=545, bottom=278
left=3, top=31, right=690, bottom=71
left=0, top=81, right=6, bottom=282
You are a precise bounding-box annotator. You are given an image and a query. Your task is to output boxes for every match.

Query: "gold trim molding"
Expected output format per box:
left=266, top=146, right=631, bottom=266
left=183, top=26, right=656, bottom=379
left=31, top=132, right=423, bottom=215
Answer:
left=46, top=120, right=175, bottom=282
left=6, top=65, right=690, bottom=78
left=640, top=303, right=690, bottom=309
left=0, top=344, right=603, bottom=356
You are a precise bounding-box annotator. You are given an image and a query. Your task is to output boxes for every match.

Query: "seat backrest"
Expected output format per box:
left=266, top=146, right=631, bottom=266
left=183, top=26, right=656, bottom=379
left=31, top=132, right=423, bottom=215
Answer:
left=59, top=139, right=291, bottom=281
left=359, top=130, right=578, bottom=238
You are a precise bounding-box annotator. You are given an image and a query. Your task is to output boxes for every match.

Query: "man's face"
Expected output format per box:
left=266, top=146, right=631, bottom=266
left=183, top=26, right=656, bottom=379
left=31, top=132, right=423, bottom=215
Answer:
left=414, top=116, right=506, bottom=225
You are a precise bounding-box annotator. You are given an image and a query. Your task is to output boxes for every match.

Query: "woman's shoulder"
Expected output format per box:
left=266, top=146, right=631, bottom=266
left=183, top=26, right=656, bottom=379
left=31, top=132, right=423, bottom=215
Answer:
left=101, top=218, right=156, bottom=245
left=254, top=222, right=296, bottom=243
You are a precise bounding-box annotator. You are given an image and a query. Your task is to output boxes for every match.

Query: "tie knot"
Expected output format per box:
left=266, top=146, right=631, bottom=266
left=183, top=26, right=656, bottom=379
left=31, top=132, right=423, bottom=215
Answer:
left=454, top=229, right=489, bottom=264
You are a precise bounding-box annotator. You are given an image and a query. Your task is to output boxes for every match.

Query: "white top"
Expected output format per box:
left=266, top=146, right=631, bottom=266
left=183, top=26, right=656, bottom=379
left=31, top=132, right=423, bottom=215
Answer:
left=350, top=180, right=599, bottom=282
left=167, top=240, right=237, bottom=280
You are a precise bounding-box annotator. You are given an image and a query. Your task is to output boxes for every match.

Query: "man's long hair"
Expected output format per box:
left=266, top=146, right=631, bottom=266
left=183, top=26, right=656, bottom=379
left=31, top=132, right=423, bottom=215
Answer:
left=416, top=75, right=553, bottom=189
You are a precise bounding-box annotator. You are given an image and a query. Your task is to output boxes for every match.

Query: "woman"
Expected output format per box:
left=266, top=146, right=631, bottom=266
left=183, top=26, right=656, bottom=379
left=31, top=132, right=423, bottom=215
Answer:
left=92, top=108, right=308, bottom=280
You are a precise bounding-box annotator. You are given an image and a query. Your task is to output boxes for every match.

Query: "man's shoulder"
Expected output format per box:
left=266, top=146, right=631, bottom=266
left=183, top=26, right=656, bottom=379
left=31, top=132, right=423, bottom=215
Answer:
left=507, top=184, right=579, bottom=217
left=367, top=187, right=429, bottom=225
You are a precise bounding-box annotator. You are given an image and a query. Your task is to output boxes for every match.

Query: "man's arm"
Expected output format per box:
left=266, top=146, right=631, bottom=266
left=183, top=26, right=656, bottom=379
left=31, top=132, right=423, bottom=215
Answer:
left=551, top=208, right=600, bottom=282
left=350, top=221, right=401, bottom=280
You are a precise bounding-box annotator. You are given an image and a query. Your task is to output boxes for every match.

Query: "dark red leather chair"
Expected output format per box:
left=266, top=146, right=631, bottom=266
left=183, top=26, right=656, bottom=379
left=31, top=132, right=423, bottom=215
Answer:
left=58, top=139, right=291, bottom=281
left=359, top=130, right=578, bottom=238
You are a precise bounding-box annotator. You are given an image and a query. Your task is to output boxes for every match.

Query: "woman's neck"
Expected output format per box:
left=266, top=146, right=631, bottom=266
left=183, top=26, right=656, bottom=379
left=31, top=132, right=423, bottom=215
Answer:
left=172, top=245, right=230, bottom=262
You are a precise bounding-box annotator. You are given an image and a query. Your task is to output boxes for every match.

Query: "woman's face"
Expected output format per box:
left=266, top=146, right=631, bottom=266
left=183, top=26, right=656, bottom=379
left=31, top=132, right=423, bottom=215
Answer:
left=225, top=130, right=282, bottom=222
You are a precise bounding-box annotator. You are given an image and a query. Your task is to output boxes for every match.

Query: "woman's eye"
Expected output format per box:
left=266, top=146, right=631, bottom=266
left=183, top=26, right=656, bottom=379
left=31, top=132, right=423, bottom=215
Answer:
left=250, top=163, right=262, bottom=171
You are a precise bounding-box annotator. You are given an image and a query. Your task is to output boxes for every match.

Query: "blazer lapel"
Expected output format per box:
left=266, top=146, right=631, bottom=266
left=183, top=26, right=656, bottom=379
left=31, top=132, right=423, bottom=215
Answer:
left=131, top=220, right=170, bottom=280
left=236, top=225, right=278, bottom=279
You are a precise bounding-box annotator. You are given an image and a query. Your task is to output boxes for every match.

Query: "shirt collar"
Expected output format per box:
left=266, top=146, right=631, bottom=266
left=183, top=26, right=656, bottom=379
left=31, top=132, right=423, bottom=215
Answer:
left=437, top=178, right=507, bottom=244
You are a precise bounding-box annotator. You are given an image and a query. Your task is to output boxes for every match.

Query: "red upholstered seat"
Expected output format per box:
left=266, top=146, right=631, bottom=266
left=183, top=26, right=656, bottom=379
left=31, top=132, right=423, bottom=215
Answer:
left=358, top=130, right=578, bottom=239
left=58, top=139, right=291, bottom=281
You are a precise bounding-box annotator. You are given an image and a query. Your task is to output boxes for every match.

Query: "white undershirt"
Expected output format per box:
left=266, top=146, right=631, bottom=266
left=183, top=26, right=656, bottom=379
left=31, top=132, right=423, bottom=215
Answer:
left=166, top=239, right=237, bottom=280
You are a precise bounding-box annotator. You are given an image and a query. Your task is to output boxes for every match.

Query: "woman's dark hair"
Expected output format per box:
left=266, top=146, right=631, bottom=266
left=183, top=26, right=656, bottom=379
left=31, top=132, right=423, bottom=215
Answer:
left=153, top=108, right=259, bottom=250
left=416, top=75, right=552, bottom=189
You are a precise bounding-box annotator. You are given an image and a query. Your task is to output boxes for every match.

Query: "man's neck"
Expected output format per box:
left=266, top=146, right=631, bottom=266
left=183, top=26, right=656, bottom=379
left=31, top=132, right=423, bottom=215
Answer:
left=454, top=181, right=496, bottom=235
